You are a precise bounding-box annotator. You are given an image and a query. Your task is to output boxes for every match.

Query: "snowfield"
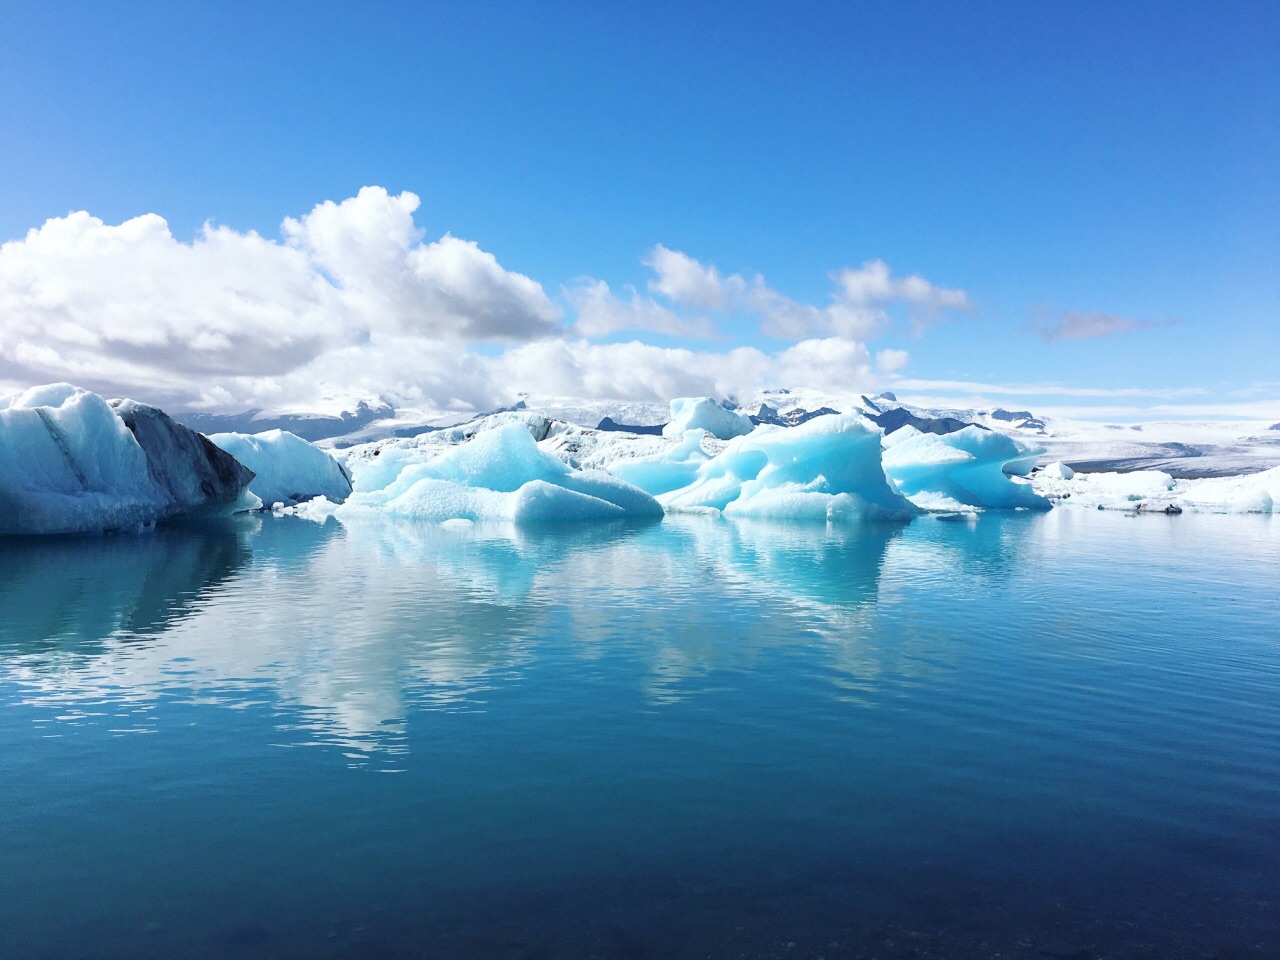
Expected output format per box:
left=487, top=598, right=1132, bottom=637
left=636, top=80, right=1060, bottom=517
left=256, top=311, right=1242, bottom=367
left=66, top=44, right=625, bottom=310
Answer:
left=2, top=384, right=1277, bottom=534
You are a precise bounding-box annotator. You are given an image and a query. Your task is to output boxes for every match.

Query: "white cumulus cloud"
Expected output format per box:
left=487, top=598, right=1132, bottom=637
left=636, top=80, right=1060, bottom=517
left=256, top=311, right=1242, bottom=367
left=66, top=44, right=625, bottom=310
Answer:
left=642, top=245, right=969, bottom=340
left=565, top=279, right=716, bottom=339
left=0, top=188, right=933, bottom=416
left=0, top=187, right=558, bottom=410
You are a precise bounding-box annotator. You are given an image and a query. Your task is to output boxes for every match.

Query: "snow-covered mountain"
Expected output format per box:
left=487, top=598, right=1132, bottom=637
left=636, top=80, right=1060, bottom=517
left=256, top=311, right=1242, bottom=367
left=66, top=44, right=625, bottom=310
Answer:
left=176, top=399, right=394, bottom=442
left=212, top=388, right=1280, bottom=479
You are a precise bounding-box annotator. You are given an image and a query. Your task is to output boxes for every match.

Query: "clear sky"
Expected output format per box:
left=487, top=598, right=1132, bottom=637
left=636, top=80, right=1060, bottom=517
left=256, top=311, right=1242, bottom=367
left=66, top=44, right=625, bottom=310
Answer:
left=1, top=0, right=1277, bottom=419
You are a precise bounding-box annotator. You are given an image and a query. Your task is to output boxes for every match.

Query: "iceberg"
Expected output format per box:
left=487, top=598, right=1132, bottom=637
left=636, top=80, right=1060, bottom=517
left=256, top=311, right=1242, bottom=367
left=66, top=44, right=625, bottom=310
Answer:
left=608, top=429, right=711, bottom=495
left=1174, top=467, right=1278, bottom=513
left=882, top=426, right=1050, bottom=511
left=12, top=381, right=1275, bottom=533
left=1033, top=468, right=1176, bottom=509
left=0, top=384, right=256, bottom=535
left=1035, top=465, right=1279, bottom=514
left=209, top=429, right=353, bottom=507
left=339, top=422, right=663, bottom=523
left=659, top=413, right=916, bottom=521
left=662, top=397, right=755, bottom=441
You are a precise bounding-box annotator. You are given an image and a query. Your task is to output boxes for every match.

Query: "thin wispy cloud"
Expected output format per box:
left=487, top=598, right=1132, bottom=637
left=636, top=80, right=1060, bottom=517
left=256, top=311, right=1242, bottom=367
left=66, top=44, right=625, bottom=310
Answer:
left=1020, top=400, right=1280, bottom=422
left=889, top=378, right=1208, bottom=399
left=890, top=391, right=1280, bottom=424
left=643, top=245, right=972, bottom=340
left=1037, top=310, right=1172, bottom=343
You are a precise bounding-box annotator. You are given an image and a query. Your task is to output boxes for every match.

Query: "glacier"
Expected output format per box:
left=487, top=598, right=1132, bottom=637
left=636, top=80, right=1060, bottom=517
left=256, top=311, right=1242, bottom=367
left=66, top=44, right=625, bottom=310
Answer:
left=0, top=384, right=256, bottom=535
left=208, top=429, right=353, bottom=507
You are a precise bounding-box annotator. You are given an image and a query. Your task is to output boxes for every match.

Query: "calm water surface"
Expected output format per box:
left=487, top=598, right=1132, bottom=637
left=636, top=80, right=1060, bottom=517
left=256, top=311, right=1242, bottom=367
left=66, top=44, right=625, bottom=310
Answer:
left=0, top=510, right=1277, bottom=959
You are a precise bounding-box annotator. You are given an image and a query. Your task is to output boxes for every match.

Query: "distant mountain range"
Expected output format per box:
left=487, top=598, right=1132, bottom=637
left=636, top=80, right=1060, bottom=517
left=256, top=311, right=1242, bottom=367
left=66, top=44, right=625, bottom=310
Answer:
left=175, top=390, right=1280, bottom=478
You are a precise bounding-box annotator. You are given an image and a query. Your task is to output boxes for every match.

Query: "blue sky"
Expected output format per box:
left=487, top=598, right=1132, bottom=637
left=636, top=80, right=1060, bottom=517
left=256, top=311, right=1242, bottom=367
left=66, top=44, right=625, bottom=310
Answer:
left=1, top=0, right=1277, bottom=418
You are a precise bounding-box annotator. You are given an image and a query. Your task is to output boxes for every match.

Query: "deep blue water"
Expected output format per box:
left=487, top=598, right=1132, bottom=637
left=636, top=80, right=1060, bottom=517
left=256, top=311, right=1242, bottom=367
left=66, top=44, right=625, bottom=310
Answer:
left=0, top=510, right=1277, bottom=960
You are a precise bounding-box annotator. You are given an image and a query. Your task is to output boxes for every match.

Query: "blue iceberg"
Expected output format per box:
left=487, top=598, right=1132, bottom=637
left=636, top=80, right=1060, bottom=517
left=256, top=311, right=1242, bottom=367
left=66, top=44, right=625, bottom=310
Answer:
left=340, top=422, right=663, bottom=523
left=209, top=429, right=353, bottom=507
left=659, top=413, right=917, bottom=521
left=882, top=425, right=1049, bottom=511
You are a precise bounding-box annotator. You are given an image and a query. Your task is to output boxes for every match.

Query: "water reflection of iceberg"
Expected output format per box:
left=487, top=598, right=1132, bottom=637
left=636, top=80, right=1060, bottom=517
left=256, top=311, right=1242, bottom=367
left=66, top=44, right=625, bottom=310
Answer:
left=0, top=518, right=589, bottom=762
left=585, top=517, right=904, bottom=701
left=667, top=516, right=901, bottom=608
left=340, top=515, right=662, bottom=605
left=892, top=511, right=1045, bottom=584
left=0, top=520, right=253, bottom=647
left=0, top=512, right=1002, bottom=759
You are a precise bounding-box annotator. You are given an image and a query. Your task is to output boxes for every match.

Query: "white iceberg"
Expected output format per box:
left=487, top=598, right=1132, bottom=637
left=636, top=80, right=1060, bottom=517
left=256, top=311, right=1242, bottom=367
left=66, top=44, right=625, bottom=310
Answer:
left=662, top=397, right=755, bottom=441
left=882, top=426, right=1049, bottom=511
left=339, top=422, right=662, bottom=523
left=0, top=384, right=257, bottom=535
left=1174, top=467, right=1278, bottom=513
left=659, top=413, right=916, bottom=521
left=209, top=429, right=352, bottom=507
left=1033, top=468, right=1176, bottom=509
left=1035, top=464, right=1279, bottom=514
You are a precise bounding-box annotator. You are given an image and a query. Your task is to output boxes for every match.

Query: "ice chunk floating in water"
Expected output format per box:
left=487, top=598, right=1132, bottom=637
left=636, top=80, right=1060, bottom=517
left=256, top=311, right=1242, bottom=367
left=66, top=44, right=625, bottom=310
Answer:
left=662, top=397, right=755, bottom=440
left=0, top=384, right=256, bottom=535
left=882, top=425, right=1049, bottom=512
left=209, top=429, right=352, bottom=507
left=1174, top=467, right=1279, bottom=513
left=1035, top=464, right=1280, bottom=514
left=660, top=413, right=916, bottom=521
left=340, top=422, right=662, bottom=523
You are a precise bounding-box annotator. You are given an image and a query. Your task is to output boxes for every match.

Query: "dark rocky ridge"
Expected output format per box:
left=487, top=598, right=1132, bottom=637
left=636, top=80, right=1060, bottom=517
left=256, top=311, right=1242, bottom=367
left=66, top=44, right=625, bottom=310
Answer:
left=864, top=407, right=983, bottom=437
left=597, top=417, right=664, bottom=435
left=751, top=404, right=841, bottom=427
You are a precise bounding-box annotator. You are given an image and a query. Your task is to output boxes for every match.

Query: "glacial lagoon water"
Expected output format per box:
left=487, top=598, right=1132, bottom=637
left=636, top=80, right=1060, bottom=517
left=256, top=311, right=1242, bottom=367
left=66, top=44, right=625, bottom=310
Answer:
left=0, top=510, right=1277, bottom=959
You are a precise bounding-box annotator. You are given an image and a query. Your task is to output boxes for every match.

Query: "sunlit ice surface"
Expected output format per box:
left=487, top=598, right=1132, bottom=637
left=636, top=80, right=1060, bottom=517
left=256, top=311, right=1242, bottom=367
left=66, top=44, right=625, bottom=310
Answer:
left=0, top=511, right=1277, bottom=959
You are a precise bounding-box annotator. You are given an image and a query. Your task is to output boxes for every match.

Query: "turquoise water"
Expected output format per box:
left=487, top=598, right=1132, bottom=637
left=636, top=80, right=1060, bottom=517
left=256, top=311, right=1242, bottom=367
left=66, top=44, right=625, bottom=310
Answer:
left=0, top=510, right=1277, bottom=959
